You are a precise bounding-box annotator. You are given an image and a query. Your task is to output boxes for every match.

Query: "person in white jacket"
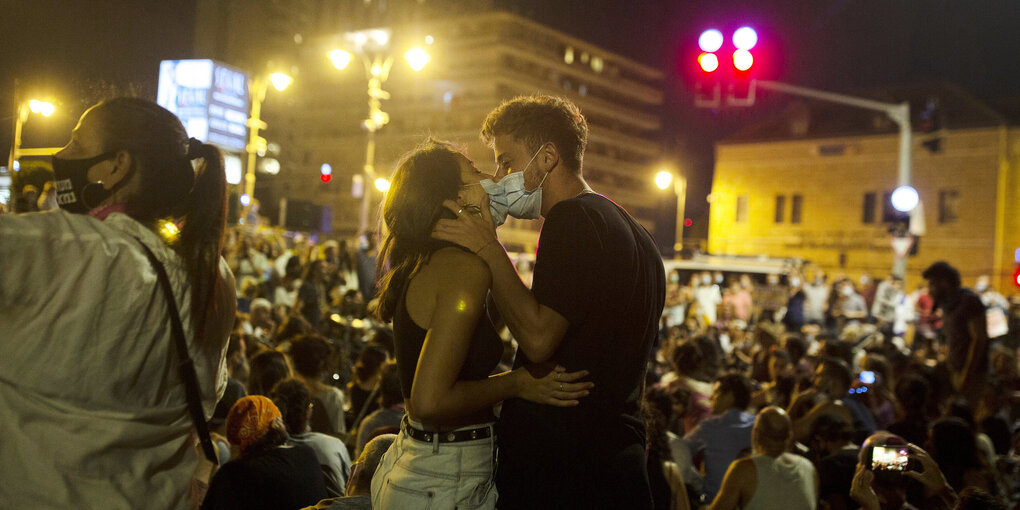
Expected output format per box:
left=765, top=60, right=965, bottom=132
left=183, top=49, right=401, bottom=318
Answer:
left=0, top=97, right=236, bottom=509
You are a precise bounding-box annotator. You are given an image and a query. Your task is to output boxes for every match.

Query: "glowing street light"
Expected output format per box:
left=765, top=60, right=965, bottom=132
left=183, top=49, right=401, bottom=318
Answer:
left=244, top=71, right=292, bottom=199
left=330, top=28, right=432, bottom=234
left=29, top=99, right=55, bottom=117
left=891, top=185, right=919, bottom=212
left=655, top=170, right=673, bottom=190
left=8, top=95, right=59, bottom=173
left=329, top=49, right=352, bottom=70
left=404, top=47, right=430, bottom=72
left=269, top=72, right=292, bottom=91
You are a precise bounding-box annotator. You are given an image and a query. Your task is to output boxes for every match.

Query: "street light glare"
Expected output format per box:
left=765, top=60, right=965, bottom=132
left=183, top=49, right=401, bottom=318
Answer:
left=29, top=99, right=55, bottom=117
left=405, top=47, right=430, bottom=72
left=655, top=171, right=673, bottom=190
left=699, top=29, right=723, bottom=53
left=375, top=177, right=391, bottom=192
left=269, top=72, right=292, bottom=91
left=733, top=27, right=758, bottom=50
left=329, top=49, right=352, bottom=70
left=891, top=185, right=919, bottom=212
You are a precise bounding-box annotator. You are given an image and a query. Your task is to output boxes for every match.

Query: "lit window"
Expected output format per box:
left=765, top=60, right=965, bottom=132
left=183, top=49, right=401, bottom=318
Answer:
left=564, top=47, right=574, bottom=64
left=591, top=56, right=604, bottom=73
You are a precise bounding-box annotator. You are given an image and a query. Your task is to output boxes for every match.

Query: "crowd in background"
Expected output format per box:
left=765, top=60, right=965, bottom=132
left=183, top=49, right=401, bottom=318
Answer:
left=167, top=224, right=1020, bottom=508
left=647, top=266, right=1020, bottom=509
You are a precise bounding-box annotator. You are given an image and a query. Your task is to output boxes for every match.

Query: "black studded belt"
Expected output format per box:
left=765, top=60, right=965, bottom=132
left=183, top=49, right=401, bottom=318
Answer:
left=403, top=416, right=493, bottom=443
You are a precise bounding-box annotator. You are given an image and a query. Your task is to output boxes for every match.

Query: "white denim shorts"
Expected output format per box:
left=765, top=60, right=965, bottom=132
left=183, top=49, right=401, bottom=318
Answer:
left=371, top=418, right=498, bottom=510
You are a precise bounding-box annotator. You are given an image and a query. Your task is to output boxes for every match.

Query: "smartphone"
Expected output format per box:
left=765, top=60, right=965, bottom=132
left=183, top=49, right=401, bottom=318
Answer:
left=871, top=445, right=909, bottom=471
left=859, top=371, right=876, bottom=385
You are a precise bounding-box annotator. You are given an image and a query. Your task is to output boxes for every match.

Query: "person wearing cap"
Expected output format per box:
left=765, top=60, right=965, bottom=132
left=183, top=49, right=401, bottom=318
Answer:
left=0, top=97, right=235, bottom=509
left=202, top=396, right=328, bottom=510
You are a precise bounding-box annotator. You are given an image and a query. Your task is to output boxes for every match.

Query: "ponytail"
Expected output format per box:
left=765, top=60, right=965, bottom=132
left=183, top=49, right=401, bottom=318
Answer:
left=180, top=140, right=228, bottom=341
left=88, top=97, right=228, bottom=347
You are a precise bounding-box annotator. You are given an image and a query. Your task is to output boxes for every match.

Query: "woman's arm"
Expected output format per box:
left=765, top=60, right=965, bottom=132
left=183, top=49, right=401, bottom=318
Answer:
left=409, top=250, right=589, bottom=423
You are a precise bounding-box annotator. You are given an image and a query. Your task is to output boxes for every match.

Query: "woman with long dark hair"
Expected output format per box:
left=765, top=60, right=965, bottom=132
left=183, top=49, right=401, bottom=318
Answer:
left=0, top=97, right=235, bottom=508
left=369, top=140, right=592, bottom=509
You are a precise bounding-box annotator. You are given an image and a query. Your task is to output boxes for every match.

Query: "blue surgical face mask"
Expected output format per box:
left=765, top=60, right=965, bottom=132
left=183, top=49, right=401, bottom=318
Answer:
left=479, top=145, right=548, bottom=227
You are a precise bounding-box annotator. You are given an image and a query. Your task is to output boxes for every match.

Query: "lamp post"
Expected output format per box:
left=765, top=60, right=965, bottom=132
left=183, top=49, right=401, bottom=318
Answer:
left=244, top=72, right=291, bottom=200
left=330, top=28, right=430, bottom=235
left=8, top=96, right=57, bottom=172
left=655, top=170, right=687, bottom=256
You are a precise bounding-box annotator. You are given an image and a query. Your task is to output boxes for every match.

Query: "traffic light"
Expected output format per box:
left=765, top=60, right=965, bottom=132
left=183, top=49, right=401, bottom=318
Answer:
left=693, top=26, right=758, bottom=108
left=320, top=163, right=332, bottom=183
left=695, top=29, right=723, bottom=107
left=727, top=26, right=757, bottom=106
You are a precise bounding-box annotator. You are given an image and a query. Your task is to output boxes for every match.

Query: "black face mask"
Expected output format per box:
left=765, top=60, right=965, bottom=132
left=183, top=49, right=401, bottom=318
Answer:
left=52, top=151, right=119, bottom=213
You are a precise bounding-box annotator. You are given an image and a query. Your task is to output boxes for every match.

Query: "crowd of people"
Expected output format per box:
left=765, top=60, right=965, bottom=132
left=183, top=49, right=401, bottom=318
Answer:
left=647, top=263, right=1020, bottom=509
left=2, top=93, right=1019, bottom=510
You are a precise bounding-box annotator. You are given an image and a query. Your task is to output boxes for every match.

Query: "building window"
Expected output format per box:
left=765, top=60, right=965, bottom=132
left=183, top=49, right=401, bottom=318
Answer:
left=939, top=189, right=959, bottom=223
left=775, top=195, right=786, bottom=223
left=736, top=195, right=748, bottom=223
left=863, top=192, right=876, bottom=223
left=791, top=194, right=803, bottom=224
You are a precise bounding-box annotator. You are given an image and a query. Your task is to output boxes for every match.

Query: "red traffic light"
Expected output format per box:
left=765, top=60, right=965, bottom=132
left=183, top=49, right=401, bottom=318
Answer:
left=733, top=49, right=754, bottom=71
left=698, top=53, right=720, bottom=73
left=684, top=218, right=693, bottom=227
left=1013, top=266, right=1020, bottom=287
left=320, top=174, right=331, bottom=183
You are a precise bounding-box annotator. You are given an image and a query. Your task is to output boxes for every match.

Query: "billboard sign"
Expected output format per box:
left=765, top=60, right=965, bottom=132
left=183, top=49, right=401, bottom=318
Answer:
left=157, top=59, right=250, bottom=153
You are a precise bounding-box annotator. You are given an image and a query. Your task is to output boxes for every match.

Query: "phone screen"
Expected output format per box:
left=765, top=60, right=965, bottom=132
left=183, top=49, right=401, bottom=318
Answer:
left=859, top=371, right=876, bottom=385
left=871, top=446, right=909, bottom=471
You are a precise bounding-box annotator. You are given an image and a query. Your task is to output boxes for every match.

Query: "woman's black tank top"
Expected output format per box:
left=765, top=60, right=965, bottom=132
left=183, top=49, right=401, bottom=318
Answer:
left=392, top=267, right=504, bottom=400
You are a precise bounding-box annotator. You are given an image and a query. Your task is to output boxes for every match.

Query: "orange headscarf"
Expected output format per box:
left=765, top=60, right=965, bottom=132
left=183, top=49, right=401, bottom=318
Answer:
left=226, top=395, right=283, bottom=455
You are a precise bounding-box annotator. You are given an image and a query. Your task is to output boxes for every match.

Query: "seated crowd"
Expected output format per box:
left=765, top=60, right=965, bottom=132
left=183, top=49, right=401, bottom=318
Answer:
left=205, top=227, right=1019, bottom=509
left=646, top=263, right=1020, bottom=509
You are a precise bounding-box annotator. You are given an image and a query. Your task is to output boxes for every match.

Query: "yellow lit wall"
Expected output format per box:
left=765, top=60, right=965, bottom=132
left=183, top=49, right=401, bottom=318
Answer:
left=709, top=127, right=1018, bottom=291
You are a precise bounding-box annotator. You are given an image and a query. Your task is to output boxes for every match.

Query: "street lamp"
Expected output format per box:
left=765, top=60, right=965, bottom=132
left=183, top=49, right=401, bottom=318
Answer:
left=8, top=97, right=57, bottom=172
left=244, top=71, right=291, bottom=199
left=655, top=169, right=688, bottom=255
left=330, top=28, right=430, bottom=234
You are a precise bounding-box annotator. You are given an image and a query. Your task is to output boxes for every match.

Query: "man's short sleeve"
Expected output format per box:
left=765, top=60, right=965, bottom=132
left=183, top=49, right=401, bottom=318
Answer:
left=531, top=201, right=599, bottom=327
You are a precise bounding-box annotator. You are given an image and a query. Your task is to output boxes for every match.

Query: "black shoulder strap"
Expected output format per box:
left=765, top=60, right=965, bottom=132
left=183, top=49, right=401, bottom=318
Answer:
left=134, top=238, right=219, bottom=465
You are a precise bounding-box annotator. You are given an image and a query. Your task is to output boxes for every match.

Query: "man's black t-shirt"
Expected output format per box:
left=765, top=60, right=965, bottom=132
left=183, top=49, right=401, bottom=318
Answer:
left=496, top=193, right=665, bottom=510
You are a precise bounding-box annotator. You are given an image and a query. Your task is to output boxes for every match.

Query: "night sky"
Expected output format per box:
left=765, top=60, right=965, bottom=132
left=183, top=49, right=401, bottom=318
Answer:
left=3, top=0, right=1018, bottom=225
